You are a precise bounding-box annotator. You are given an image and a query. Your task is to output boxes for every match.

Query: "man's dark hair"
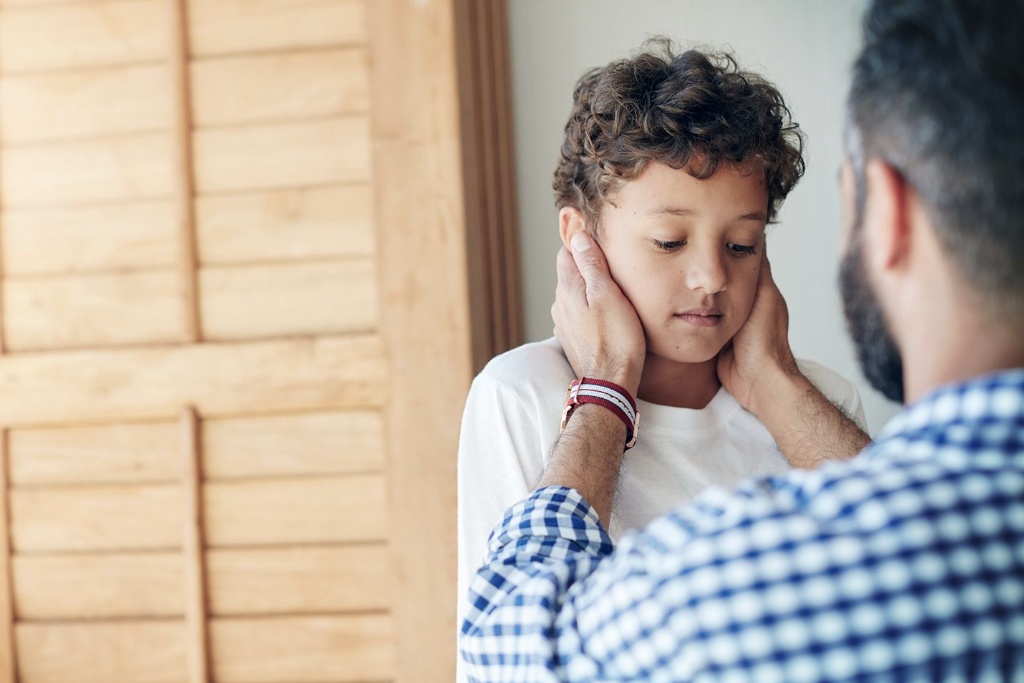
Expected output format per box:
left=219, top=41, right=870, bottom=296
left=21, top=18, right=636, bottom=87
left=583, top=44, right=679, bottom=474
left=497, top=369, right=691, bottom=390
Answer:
left=553, top=40, right=805, bottom=228
left=848, top=0, right=1024, bottom=312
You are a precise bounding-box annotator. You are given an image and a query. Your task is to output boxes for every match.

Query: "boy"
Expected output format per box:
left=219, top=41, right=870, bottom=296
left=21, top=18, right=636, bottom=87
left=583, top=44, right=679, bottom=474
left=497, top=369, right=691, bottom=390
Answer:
left=457, top=41, right=864, bottom=669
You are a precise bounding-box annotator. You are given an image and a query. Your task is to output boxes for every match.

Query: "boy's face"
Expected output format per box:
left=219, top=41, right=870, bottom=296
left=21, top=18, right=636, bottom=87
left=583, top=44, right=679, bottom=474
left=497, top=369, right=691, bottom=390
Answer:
left=597, top=161, right=767, bottom=365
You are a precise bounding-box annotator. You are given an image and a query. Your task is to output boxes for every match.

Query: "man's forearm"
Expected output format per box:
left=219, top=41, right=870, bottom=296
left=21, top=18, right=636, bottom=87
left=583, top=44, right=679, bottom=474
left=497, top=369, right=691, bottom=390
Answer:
left=752, top=370, right=871, bottom=468
left=536, top=404, right=626, bottom=527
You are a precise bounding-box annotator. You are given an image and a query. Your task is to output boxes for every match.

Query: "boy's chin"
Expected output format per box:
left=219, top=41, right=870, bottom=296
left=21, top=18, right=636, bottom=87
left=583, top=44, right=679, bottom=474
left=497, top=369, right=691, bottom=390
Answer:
left=647, top=342, right=724, bottom=366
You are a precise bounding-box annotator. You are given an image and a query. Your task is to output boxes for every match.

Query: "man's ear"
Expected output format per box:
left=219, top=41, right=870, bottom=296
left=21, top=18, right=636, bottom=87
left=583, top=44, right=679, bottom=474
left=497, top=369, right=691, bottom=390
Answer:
left=559, top=207, right=588, bottom=250
left=863, top=158, right=911, bottom=274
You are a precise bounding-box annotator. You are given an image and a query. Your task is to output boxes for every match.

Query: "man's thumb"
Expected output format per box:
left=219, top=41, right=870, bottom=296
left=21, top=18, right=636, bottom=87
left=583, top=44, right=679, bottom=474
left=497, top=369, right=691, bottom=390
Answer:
left=570, top=232, right=608, bottom=293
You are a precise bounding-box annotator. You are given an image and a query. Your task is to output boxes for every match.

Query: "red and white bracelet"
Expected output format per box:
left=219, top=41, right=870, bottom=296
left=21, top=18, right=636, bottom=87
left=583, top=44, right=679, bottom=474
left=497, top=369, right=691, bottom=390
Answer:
left=560, top=377, right=639, bottom=450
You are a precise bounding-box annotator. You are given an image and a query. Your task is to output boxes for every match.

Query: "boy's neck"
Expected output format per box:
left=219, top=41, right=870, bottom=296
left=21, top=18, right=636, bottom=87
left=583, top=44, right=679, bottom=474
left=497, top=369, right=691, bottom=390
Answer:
left=637, top=353, right=721, bottom=409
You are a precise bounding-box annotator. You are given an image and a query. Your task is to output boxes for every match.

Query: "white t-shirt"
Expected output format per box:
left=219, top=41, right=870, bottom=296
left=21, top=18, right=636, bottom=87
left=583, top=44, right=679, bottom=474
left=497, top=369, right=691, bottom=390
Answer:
left=456, top=337, right=866, bottom=636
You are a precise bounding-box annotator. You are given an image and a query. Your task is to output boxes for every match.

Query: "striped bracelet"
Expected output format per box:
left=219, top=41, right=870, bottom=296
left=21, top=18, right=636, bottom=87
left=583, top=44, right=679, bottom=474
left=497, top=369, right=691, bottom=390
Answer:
left=560, top=377, right=639, bottom=450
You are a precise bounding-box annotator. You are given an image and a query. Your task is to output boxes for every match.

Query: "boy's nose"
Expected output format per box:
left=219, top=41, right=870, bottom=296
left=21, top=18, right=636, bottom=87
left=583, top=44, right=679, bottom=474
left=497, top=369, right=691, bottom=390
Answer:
left=684, top=250, right=728, bottom=294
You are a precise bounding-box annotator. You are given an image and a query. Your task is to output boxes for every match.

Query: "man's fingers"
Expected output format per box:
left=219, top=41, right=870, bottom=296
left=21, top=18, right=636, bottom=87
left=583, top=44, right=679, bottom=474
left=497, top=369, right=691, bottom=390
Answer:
left=570, top=233, right=612, bottom=301
left=555, top=245, right=585, bottom=298
left=755, top=241, right=780, bottom=296
left=759, top=239, right=772, bottom=279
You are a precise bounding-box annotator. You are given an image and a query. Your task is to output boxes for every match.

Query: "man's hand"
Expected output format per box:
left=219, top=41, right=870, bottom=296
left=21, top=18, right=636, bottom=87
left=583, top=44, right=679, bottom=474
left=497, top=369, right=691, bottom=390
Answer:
left=717, top=244, right=800, bottom=415
left=540, top=233, right=643, bottom=525
left=552, top=233, right=645, bottom=396
left=719, top=241, right=869, bottom=467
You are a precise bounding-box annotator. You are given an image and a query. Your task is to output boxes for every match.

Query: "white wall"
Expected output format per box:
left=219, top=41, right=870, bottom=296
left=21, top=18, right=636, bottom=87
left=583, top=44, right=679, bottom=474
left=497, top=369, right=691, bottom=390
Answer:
left=505, top=0, right=900, bottom=435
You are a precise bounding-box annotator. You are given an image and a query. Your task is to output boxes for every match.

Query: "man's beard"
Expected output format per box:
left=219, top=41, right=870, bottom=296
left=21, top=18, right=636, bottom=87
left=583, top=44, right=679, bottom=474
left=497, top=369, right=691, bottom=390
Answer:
left=838, top=235, right=905, bottom=404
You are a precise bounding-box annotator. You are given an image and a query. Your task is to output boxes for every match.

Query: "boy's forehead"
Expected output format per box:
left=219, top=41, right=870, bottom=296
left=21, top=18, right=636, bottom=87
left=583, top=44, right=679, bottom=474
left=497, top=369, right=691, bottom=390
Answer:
left=612, top=160, right=768, bottom=201
left=598, top=165, right=770, bottom=227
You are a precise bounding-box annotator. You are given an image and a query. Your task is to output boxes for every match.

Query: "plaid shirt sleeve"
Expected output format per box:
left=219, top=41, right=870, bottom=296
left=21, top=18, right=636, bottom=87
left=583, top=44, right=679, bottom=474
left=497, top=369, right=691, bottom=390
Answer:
left=459, top=486, right=616, bottom=682
left=461, top=478, right=797, bottom=682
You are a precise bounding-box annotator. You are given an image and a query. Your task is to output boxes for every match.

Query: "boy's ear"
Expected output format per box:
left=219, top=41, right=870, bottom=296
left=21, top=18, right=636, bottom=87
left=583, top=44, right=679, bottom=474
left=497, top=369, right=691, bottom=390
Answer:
left=559, top=207, right=588, bottom=250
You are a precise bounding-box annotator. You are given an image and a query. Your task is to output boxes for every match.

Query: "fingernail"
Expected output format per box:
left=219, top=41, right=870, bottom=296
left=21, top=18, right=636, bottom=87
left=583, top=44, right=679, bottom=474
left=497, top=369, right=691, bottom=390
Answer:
left=571, top=232, right=592, bottom=253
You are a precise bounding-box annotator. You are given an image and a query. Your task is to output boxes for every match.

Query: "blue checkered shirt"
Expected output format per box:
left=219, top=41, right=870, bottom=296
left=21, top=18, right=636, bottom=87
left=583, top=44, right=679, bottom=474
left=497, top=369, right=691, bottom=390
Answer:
left=460, top=370, right=1024, bottom=682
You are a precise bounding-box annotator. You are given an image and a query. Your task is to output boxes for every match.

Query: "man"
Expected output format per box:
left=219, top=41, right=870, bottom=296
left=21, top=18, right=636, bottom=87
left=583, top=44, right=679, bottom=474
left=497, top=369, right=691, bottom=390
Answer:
left=460, top=0, right=1024, bottom=680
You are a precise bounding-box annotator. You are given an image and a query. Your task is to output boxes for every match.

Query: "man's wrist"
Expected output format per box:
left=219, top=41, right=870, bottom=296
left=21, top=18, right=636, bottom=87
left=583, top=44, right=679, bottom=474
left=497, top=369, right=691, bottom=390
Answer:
left=580, top=359, right=642, bottom=398
left=562, top=378, right=638, bottom=450
left=746, top=361, right=810, bottom=426
left=745, top=362, right=869, bottom=468
left=539, top=402, right=628, bottom=526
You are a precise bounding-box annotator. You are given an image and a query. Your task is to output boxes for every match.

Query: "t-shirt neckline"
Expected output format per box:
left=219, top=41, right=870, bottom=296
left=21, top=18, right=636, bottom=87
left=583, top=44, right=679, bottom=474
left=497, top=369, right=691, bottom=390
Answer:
left=636, top=387, right=744, bottom=434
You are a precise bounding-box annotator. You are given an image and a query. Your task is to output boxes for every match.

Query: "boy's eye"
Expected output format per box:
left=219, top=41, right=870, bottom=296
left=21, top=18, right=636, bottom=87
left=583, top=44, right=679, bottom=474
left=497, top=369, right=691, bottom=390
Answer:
left=727, top=243, right=757, bottom=256
left=653, top=239, right=686, bottom=252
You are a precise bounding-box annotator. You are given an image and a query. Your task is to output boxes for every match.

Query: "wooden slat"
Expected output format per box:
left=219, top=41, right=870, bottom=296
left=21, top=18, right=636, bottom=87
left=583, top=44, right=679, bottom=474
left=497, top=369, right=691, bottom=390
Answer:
left=193, top=118, right=371, bottom=193
left=0, top=168, right=5, bottom=356
left=207, top=545, right=392, bottom=615
left=13, top=552, right=182, bottom=619
left=191, top=48, right=369, bottom=126
left=10, top=484, right=180, bottom=552
left=204, top=474, right=387, bottom=546
left=3, top=270, right=182, bottom=351
left=195, top=185, right=374, bottom=265
left=210, top=614, right=394, bottom=683
left=2, top=201, right=177, bottom=276
left=369, top=1, right=474, bottom=682
left=0, top=0, right=97, bottom=5
left=170, top=0, right=201, bottom=344
left=199, top=259, right=378, bottom=340
left=0, top=335, right=388, bottom=427
left=0, top=0, right=166, bottom=74
left=0, top=0, right=91, bottom=5
left=16, top=621, right=185, bottom=683
left=0, top=64, right=169, bottom=144
left=9, top=421, right=178, bottom=485
left=0, top=133, right=173, bottom=208
left=188, top=0, right=366, bottom=57
left=0, top=433, right=16, bottom=680
left=203, top=410, right=385, bottom=479
left=181, top=408, right=211, bottom=683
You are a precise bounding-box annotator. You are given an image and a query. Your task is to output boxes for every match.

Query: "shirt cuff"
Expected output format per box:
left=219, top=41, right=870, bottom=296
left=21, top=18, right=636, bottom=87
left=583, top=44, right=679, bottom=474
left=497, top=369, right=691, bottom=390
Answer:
left=486, top=485, right=615, bottom=559
left=460, top=486, right=615, bottom=675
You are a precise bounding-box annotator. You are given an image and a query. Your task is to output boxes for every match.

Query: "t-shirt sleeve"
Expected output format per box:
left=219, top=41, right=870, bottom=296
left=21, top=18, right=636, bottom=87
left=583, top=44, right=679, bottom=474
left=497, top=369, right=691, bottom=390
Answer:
left=797, top=359, right=868, bottom=431
left=456, top=370, right=545, bottom=665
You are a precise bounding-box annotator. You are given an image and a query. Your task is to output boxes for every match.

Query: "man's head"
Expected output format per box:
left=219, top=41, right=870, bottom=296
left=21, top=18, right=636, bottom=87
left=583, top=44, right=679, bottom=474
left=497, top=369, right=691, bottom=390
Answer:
left=553, top=43, right=805, bottom=365
left=840, top=0, right=1024, bottom=402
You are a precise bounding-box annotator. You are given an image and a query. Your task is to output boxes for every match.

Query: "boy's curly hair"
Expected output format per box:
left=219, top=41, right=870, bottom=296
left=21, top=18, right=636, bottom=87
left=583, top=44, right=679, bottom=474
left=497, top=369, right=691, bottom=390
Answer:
left=554, top=40, right=805, bottom=227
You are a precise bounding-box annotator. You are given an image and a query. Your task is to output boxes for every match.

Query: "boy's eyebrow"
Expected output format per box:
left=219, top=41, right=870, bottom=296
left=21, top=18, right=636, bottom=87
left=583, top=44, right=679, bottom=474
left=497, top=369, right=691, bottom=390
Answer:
left=737, top=211, right=768, bottom=223
left=649, top=207, right=696, bottom=217
left=648, top=206, right=767, bottom=223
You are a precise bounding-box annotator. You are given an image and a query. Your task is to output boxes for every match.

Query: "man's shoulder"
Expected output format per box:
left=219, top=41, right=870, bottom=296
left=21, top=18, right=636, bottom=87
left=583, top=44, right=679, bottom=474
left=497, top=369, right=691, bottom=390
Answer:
left=633, top=435, right=1022, bottom=571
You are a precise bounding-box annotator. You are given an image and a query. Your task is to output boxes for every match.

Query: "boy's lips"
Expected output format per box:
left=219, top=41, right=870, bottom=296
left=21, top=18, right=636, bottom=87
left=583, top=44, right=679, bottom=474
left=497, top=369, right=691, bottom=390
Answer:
left=674, top=307, right=723, bottom=327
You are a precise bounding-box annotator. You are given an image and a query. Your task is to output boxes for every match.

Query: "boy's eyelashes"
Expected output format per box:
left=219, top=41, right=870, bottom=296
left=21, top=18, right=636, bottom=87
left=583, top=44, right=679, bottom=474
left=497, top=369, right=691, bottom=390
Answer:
left=728, top=243, right=758, bottom=256
left=650, top=239, right=759, bottom=256
left=652, top=239, right=686, bottom=252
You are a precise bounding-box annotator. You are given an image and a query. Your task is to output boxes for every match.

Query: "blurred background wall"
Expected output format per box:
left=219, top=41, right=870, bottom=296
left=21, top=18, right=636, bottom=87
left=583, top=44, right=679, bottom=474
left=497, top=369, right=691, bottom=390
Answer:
left=506, top=0, right=900, bottom=435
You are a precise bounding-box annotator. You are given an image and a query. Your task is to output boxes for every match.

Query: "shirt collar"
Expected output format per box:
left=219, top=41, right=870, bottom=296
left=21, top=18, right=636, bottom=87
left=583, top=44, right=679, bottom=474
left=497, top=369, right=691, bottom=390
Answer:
left=877, top=368, right=1024, bottom=441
